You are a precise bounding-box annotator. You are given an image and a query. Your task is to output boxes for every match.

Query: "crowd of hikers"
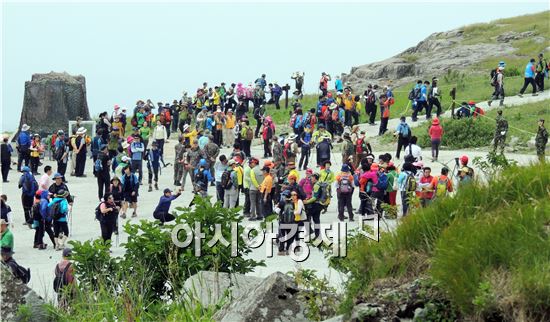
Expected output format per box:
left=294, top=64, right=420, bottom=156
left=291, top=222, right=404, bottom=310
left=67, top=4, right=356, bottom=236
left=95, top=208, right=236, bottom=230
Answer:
left=1, top=56, right=549, bottom=305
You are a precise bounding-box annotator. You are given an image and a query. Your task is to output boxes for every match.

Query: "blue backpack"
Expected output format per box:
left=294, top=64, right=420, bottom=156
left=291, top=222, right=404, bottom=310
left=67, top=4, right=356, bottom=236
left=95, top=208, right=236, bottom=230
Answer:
left=376, top=173, right=388, bottom=191
left=22, top=174, right=38, bottom=197
left=294, top=115, right=303, bottom=129
left=94, top=158, right=103, bottom=173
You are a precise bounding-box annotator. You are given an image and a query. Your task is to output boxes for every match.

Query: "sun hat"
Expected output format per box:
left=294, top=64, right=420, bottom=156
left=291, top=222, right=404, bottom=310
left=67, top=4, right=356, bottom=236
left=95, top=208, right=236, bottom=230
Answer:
left=76, top=127, right=87, bottom=135
left=21, top=124, right=31, bottom=131
left=53, top=172, right=63, bottom=179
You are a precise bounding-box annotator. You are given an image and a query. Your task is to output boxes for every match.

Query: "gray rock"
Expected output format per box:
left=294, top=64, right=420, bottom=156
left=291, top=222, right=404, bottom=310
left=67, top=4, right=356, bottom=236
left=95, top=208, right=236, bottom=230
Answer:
left=182, top=271, right=263, bottom=307
left=18, top=72, right=91, bottom=136
left=496, top=31, right=535, bottom=42
left=213, top=272, right=308, bottom=322
left=350, top=303, right=382, bottom=322
left=321, top=314, right=344, bottom=322
left=1, top=264, right=50, bottom=321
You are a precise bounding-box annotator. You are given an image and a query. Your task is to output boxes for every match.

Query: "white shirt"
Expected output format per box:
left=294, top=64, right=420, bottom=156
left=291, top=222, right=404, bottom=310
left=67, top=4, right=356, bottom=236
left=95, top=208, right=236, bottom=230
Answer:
left=39, top=173, right=54, bottom=191
left=404, top=144, right=422, bottom=161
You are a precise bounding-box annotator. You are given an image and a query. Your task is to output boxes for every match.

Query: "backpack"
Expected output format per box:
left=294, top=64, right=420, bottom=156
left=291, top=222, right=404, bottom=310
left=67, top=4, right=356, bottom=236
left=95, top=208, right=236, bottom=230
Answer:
left=376, top=173, right=388, bottom=191
left=402, top=124, right=411, bottom=138
left=435, top=177, right=449, bottom=198
left=245, top=127, right=254, bottom=141
left=48, top=200, right=63, bottom=220
left=280, top=202, right=295, bottom=224
left=366, top=91, right=376, bottom=105
left=338, top=175, right=352, bottom=194
left=356, top=138, right=367, bottom=154
left=131, top=116, right=138, bottom=127
left=405, top=173, right=417, bottom=192
left=221, top=170, right=233, bottom=189
left=194, top=169, right=207, bottom=189
left=294, top=115, right=303, bottom=129
left=22, top=174, right=38, bottom=197
left=302, top=112, right=311, bottom=128
left=283, top=143, right=295, bottom=160
left=490, top=69, right=498, bottom=86
left=164, top=110, right=172, bottom=123
left=316, top=182, right=331, bottom=206
left=53, top=262, right=72, bottom=292
left=94, top=203, right=102, bottom=221
left=94, top=158, right=103, bottom=173
left=8, top=259, right=31, bottom=284
left=408, top=87, right=420, bottom=100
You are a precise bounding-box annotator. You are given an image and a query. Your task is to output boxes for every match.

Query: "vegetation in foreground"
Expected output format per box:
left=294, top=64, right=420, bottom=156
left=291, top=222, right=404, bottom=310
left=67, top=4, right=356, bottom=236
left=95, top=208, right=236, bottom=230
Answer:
left=329, top=160, right=550, bottom=321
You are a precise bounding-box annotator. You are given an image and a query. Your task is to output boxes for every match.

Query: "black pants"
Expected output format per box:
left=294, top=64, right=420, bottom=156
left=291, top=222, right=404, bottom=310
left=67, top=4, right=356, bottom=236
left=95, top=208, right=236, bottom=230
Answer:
left=519, top=77, right=537, bottom=94
left=17, top=149, right=30, bottom=171
left=53, top=221, right=69, bottom=238
left=379, top=117, right=389, bottom=136
left=263, top=140, right=272, bottom=158
left=431, top=139, right=441, bottom=159
left=373, top=190, right=385, bottom=216
left=359, top=192, right=374, bottom=216
left=34, top=220, right=45, bottom=246
left=147, top=165, right=159, bottom=184
left=261, top=193, right=273, bottom=218
left=337, top=193, right=354, bottom=220
left=254, top=118, right=262, bottom=137
left=307, top=203, right=322, bottom=238
left=299, top=147, right=310, bottom=170
left=45, top=221, right=55, bottom=245
left=535, top=73, right=545, bottom=92
left=344, top=110, right=352, bottom=127
left=216, top=182, right=225, bottom=203
left=100, top=220, right=116, bottom=242
left=131, top=160, right=143, bottom=183
left=154, top=211, right=176, bottom=223
left=396, top=136, right=409, bottom=159
left=30, top=156, right=40, bottom=174
left=172, top=117, right=179, bottom=134
left=1, top=160, right=9, bottom=181
left=428, top=97, right=442, bottom=117
left=243, top=188, right=251, bottom=215
left=75, top=152, right=86, bottom=176
left=367, top=104, right=377, bottom=124
left=242, top=140, right=251, bottom=158
left=97, top=172, right=110, bottom=201
left=412, top=101, right=427, bottom=121
left=57, top=160, right=67, bottom=182
left=274, top=95, right=281, bottom=109
left=278, top=223, right=297, bottom=252
left=21, top=194, right=34, bottom=224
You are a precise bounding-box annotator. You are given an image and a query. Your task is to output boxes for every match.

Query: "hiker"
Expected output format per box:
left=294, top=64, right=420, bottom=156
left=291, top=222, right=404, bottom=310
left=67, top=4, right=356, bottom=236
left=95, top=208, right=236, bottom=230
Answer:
left=18, top=166, right=38, bottom=227
left=153, top=188, right=182, bottom=224
left=94, top=145, right=111, bottom=201
left=342, top=133, right=355, bottom=166
left=418, top=167, right=436, bottom=208
left=38, top=165, right=54, bottom=190
left=193, top=159, right=214, bottom=198
left=336, top=164, right=355, bottom=221
left=493, top=110, right=508, bottom=154
left=48, top=173, right=74, bottom=206
left=385, top=163, right=399, bottom=206
left=130, top=135, right=145, bottom=184
left=316, top=136, right=332, bottom=167
left=224, top=109, right=236, bottom=148
left=378, top=93, right=394, bottom=135
left=1, top=218, right=14, bottom=249
left=488, top=66, right=505, bottom=107
left=91, top=129, right=105, bottom=163
left=394, top=116, right=412, bottom=159
left=364, top=84, right=377, bottom=125
left=214, top=155, right=229, bottom=202
left=428, top=118, right=444, bottom=162
left=29, top=134, right=43, bottom=175
left=397, top=162, right=417, bottom=216
left=152, top=120, right=168, bottom=165
left=535, top=53, right=548, bottom=92
left=410, top=80, right=423, bottom=122
left=204, top=136, right=221, bottom=185
left=222, top=160, right=239, bottom=208
left=277, top=191, right=296, bottom=256
left=53, top=248, right=76, bottom=309
left=359, top=162, right=377, bottom=219
left=145, top=141, right=161, bottom=192
left=433, top=167, right=453, bottom=200
left=253, top=104, right=265, bottom=138
left=458, top=166, right=473, bottom=186
left=1, top=135, right=13, bottom=183
left=319, top=72, right=331, bottom=97
left=1, top=195, right=13, bottom=227
left=262, top=118, right=274, bottom=158
left=259, top=166, right=274, bottom=218
left=535, top=119, right=548, bottom=162
left=73, top=127, right=88, bottom=177
left=428, top=77, right=442, bottom=117
left=240, top=121, right=253, bottom=157
left=16, top=124, right=32, bottom=171
left=2, top=246, right=30, bottom=284
left=53, top=131, right=69, bottom=183
left=404, top=136, right=422, bottom=161
left=303, top=173, right=326, bottom=239
left=97, top=192, right=119, bottom=243
left=32, top=191, right=47, bottom=249
left=355, top=130, right=372, bottom=166
left=518, top=58, right=538, bottom=97
left=120, top=165, right=139, bottom=218
left=174, top=135, right=185, bottom=186
left=247, top=157, right=263, bottom=220
left=49, top=189, right=70, bottom=250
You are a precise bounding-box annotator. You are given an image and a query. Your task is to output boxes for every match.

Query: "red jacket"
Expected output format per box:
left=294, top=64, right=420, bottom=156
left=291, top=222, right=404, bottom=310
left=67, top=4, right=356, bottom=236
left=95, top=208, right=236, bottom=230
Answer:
left=429, top=125, right=444, bottom=140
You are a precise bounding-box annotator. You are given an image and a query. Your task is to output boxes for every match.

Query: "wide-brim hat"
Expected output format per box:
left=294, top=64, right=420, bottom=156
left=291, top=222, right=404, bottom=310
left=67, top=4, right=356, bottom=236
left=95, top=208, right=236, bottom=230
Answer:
left=21, top=124, right=31, bottom=131
left=76, top=127, right=87, bottom=135
left=183, top=124, right=190, bottom=131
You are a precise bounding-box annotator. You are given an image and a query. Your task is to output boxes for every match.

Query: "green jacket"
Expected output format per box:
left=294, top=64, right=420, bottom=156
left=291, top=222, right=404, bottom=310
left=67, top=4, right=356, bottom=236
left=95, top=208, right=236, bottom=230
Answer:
left=1, top=228, right=14, bottom=250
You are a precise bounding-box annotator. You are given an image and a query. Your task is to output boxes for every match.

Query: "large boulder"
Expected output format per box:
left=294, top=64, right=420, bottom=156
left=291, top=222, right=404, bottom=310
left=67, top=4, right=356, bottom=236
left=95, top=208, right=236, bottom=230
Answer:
left=1, top=264, right=50, bottom=321
left=183, top=271, right=263, bottom=307
left=213, top=272, right=308, bottom=322
left=18, top=72, right=91, bottom=136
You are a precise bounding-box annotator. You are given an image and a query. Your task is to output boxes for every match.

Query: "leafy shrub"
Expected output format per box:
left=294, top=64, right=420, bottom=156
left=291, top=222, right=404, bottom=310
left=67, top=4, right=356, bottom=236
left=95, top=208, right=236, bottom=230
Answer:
left=416, top=117, right=494, bottom=149
left=288, top=268, right=340, bottom=321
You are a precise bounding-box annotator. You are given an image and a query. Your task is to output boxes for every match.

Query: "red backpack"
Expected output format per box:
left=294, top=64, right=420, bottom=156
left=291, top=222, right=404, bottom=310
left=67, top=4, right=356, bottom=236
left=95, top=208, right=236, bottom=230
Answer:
left=164, top=110, right=172, bottom=123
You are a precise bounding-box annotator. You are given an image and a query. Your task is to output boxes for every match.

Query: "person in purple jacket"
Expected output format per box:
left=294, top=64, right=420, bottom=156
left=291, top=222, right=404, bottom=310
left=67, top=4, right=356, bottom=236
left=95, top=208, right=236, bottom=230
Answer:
left=153, top=188, right=182, bottom=224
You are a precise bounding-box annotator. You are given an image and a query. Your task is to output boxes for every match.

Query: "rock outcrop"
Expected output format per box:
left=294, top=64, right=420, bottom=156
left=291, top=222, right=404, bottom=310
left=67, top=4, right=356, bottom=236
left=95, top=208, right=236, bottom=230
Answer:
left=18, top=72, right=90, bottom=136
left=1, top=264, right=50, bottom=321
left=342, top=29, right=516, bottom=94
left=213, top=272, right=308, bottom=322
left=183, top=271, right=263, bottom=307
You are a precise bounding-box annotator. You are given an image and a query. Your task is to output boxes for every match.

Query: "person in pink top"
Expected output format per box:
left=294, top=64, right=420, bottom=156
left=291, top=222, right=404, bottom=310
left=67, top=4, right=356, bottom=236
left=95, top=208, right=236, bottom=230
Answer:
left=299, top=169, right=314, bottom=199
left=428, top=118, right=444, bottom=161
left=359, top=163, right=379, bottom=218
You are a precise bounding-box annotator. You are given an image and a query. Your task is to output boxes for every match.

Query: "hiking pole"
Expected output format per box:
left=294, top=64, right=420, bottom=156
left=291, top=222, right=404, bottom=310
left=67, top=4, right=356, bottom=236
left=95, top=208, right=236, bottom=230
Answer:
left=69, top=196, right=74, bottom=237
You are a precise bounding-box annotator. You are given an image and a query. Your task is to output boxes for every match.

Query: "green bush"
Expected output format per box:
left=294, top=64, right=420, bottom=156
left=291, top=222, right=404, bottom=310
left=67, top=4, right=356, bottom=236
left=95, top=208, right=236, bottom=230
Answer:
left=415, top=117, right=495, bottom=149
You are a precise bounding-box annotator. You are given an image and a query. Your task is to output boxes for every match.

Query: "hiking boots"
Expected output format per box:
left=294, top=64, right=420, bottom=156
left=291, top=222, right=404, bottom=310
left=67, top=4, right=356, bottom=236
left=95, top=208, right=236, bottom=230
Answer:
left=148, top=185, right=153, bottom=192
left=154, top=182, right=159, bottom=190
left=120, top=213, right=127, bottom=219
left=132, top=212, right=137, bottom=218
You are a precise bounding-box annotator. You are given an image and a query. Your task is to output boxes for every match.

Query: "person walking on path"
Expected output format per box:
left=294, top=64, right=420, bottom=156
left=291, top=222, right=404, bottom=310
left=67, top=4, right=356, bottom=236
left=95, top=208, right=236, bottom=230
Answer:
left=536, top=119, right=548, bottom=162
left=1, top=135, right=13, bottom=183
left=120, top=165, right=139, bottom=218
left=428, top=118, right=444, bottom=162
left=49, top=189, right=70, bottom=250
left=535, top=53, right=548, bottom=92
left=97, top=193, right=119, bottom=243
left=518, top=58, right=538, bottom=97
left=18, top=166, right=38, bottom=227
left=95, top=145, right=111, bottom=201
left=16, top=124, right=32, bottom=172
left=493, top=110, right=508, bottom=154
left=53, top=248, right=76, bottom=309
left=488, top=66, right=505, bottom=107
left=223, top=160, right=239, bottom=208
left=394, top=117, right=411, bottom=160
left=335, top=164, right=355, bottom=222
left=153, top=188, right=182, bottom=224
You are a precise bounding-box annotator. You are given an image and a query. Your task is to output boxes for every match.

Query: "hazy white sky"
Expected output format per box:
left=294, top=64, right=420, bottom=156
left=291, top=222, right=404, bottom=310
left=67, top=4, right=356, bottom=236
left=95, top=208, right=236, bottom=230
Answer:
left=2, top=2, right=548, bottom=131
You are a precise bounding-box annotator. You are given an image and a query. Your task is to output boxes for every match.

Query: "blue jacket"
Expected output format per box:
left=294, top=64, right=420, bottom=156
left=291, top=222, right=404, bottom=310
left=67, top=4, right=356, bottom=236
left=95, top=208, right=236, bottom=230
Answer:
left=418, top=85, right=427, bottom=102
left=17, top=131, right=31, bottom=148
left=154, top=194, right=180, bottom=214
left=48, top=197, right=69, bottom=222
left=121, top=173, right=139, bottom=193
left=205, top=117, right=215, bottom=131
left=131, top=141, right=145, bottom=161
left=272, top=85, right=282, bottom=96
left=396, top=122, right=410, bottom=137
left=525, top=62, right=535, bottom=78
left=335, top=79, right=343, bottom=91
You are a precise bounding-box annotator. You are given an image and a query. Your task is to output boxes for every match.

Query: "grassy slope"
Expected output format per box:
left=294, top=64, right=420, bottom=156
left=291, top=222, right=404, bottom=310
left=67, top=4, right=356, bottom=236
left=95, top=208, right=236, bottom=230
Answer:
left=263, top=11, right=549, bottom=126
left=334, top=163, right=550, bottom=320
